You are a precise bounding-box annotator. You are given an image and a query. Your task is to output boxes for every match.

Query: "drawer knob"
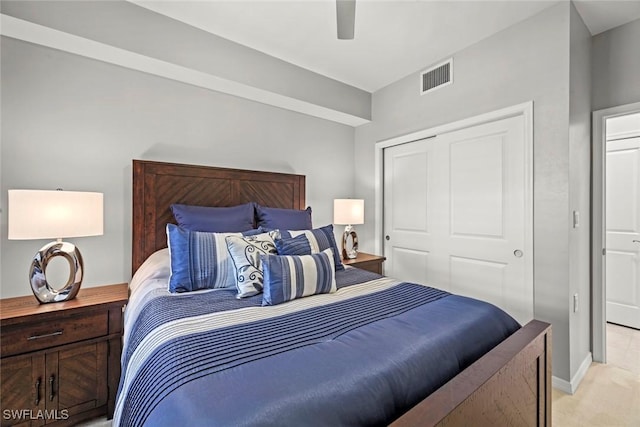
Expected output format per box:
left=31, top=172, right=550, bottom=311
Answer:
left=27, top=330, right=63, bottom=341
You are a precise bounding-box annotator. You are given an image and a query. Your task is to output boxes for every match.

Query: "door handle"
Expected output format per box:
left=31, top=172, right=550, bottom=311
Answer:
left=385, top=235, right=390, bottom=241
left=514, top=249, right=524, bottom=258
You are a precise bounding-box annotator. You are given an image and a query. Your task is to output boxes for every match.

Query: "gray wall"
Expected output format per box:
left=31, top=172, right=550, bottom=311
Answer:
left=568, top=3, right=593, bottom=378
left=355, top=3, right=587, bottom=382
left=0, top=37, right=355, bottom=298
left=592, top=18, right=640, bottom=111
left=1, top=0, right=371, bottom=121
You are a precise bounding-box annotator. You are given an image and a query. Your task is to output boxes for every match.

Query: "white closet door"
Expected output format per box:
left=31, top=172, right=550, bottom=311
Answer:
left=606, top=136, right=640, bottom=329
left=383, top=115, right=532, bottom=324
left=383, top=138, right=438, bottom=286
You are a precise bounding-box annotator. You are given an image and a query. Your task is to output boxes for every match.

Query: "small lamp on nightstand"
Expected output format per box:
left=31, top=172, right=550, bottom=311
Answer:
left=333, top=199, right=364, bottom=260
left=8, top=189, right=104, bottom=304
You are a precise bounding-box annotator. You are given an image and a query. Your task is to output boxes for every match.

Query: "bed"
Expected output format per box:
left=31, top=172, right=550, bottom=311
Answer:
left=116, top=159, right=551, bottom=426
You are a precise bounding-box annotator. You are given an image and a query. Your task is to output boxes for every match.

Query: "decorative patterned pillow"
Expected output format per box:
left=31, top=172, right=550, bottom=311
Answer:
left=225, top=231, right=279, bottom=298
left=260, top=248, right=336, bottom=306
left=279, top=224, right=344, bottom=271
left=167, top=224, right=246, bottom=293
left=170, top=202, right=255, bottom=233
left=255, top=205, right=313, bottom=230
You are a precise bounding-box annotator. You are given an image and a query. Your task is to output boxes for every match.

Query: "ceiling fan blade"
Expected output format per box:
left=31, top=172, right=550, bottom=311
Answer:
left=336, top=0, right=356, bottom=40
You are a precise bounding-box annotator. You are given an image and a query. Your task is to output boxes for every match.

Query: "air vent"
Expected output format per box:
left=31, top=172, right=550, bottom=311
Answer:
left=420, top=58, right=453, bottom=95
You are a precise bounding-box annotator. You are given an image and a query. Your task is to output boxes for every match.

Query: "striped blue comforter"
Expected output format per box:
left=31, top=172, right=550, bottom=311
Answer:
left=115, top=267, right=519, bottom=426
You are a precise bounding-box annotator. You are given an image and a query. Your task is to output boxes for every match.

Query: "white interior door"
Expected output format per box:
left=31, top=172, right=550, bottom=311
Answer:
left=383, top=115, right=533, bottom=324
left=606, top=136, right=640, bottom=329
left=383, top=138, right=437, bottom=286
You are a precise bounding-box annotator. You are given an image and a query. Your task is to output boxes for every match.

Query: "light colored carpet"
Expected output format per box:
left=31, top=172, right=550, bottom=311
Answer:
left=606, top=322, right=640, bottom=375
left=553, top=323, right=640, bottom=426
left=75, top=418, right=111, bottom=427
left=553, top=362, right=640, bottom=426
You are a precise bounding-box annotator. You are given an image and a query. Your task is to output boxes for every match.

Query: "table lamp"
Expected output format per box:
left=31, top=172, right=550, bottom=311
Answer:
left=8, top=189, right=104, bottom=303
left=333, top=199, right=364, bottom=259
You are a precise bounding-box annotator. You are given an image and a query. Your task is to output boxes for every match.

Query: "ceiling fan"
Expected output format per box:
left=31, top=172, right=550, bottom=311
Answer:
left=336, top=0, right=356, bottom=39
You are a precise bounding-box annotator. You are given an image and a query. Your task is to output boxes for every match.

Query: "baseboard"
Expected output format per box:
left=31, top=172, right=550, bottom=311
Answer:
left=552, top=352, right=593, bottom=395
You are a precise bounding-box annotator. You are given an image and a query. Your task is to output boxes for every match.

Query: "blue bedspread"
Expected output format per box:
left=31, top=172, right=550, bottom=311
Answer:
left=115, top=268, right=519, bottom=426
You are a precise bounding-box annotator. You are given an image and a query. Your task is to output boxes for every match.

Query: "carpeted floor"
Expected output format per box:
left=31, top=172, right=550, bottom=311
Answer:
left=553, top=323, right=640, bottom=426
left=553, top=362, right=640, bottom=426
left=606, top=322, right=640, bottom=376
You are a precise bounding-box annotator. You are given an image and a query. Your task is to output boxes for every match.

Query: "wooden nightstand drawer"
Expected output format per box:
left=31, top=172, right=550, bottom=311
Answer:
left=1, top=311, right=108, bottom=357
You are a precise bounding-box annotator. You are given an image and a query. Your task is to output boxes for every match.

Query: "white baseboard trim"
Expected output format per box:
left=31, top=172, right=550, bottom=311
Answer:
left=552, top=376, right=572, bottom=394
left=552, top=352, right=593, bottom=395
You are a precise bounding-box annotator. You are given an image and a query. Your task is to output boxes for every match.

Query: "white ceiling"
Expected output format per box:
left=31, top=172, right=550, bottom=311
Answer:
left=132, top=0, right=640, bottom=92
left=573, top=0, right=640, bottom=35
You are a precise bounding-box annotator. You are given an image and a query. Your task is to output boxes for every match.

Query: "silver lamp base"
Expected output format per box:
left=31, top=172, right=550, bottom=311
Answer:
left=341, top=224, right=359, bottom=259
left=29, top=240, right=84, bottom=304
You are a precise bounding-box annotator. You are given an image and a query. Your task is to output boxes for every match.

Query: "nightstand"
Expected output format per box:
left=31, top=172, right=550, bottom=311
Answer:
left=342, top=252, right=386, bottom=275
left=0, top=283, right=128, bottom=427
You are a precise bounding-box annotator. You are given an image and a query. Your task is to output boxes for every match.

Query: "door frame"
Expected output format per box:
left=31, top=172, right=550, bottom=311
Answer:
left=592, top=101, right=640, bottom=363
left=374, top=102, right=534, bottom=281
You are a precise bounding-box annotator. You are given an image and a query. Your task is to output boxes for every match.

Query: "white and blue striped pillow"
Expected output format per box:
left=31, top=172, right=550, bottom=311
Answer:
left=167, top=224, right=248, bottom=293
left=278, top=224, right=344, bottom=271
left=260, top=248, right=336, bottom=306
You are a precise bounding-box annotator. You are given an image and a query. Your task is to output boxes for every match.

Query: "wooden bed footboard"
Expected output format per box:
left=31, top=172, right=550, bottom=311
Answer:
left=391, top=320, right=552, bottom=427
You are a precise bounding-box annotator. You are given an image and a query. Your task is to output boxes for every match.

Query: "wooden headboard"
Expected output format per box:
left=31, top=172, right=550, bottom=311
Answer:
left=132, top=160, right=305, bottom=273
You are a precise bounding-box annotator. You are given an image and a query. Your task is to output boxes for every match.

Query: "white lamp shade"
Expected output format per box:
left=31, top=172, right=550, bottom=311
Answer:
left=333, top=199, right=364, bottom=225
left=8, top=190, right=104, bottom=240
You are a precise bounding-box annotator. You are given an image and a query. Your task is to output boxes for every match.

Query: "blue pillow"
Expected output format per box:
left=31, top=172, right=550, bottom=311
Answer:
left=279, top=224, right=344, bottom=271
left=255, top=205, right=312, bottom=230
left=167, top=224, right=246, bottom=293
left=274, top=233, right=311, bottom=256
left=261, top=249, right=336, bottom=306
left=225, top=231, right=279, bottom=298
left=242, top=227, right=268, bottom=236
left=171, top=202, right=255, bottom=233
